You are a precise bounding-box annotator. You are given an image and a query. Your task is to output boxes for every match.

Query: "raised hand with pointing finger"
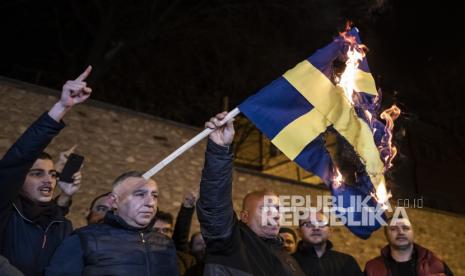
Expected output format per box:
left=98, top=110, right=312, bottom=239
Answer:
left=48, top=65, right=93, bottom=122
left=60, top=65, right=93, bottom=108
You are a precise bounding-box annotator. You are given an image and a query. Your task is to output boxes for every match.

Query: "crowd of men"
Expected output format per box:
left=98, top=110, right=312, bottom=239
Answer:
left=0, top=69, right=454, bottom=275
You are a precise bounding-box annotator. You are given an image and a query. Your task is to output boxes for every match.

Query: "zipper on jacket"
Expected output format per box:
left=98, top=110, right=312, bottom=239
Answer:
left=41, top=220, right=62, bottom=249
left=140, top=232, right=151, bottom=275
left=13, top=203, right=64, bottom=249
left=42, top=234, right=47, bottom=248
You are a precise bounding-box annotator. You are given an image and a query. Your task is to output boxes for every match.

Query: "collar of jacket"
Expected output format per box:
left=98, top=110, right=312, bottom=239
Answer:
left=381, top=243, right=430, bottom=263
left=261, top=235, right=284, bottom=248
left=104, top=211, right=156, bottom=232
left=13, top=196, right=65, bottom=222
left=297, top=240, right=334, bottom=257
left=239, top=221, right=283, bottom=248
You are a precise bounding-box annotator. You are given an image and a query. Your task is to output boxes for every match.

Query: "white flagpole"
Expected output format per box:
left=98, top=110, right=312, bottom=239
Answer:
left=143, top=107, right=241, bottom=179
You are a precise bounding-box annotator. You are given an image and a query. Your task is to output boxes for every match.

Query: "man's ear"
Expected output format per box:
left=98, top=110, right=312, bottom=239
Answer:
left=109, top=192, right=119, bottom=210
left=240, top=210, right=249, bottom=223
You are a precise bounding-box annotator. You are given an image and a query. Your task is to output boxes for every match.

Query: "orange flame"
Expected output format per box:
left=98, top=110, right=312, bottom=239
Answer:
left=371, top=179, right=392, bottom=210
left=338, top=47, right=364, bottom=105
left=332, top=168, right=343, bottom=189
left=380, top=105, right=401, bottom=169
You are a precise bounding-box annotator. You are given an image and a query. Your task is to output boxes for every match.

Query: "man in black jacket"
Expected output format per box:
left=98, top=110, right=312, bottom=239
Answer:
left=0, top=66, right=92, bottom=276
left=197, top=112, right=304, bottom=276
left=46, top=171, right=179, bottom=275
left=293, top=211, right=362, bottom=276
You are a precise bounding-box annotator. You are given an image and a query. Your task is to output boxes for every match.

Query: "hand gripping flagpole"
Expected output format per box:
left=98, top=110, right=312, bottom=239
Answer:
left=143, top=107, right=241, bottom=179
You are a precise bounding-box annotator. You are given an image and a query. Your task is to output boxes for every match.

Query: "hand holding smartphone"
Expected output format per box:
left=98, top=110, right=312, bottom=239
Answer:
left=59, top=153, right=84, bottom=183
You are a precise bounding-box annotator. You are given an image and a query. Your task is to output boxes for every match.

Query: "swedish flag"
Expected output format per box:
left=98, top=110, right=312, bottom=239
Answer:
left=239, top=28, right=386, bottom=239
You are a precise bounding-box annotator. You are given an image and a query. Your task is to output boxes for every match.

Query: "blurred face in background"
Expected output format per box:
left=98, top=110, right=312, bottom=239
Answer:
left=279, top=232, right=297, bottom=253
left=153, top=220, right=173, bottom=238
left=87, top=194, right=112, bottom=224
left=385, top=218, right=414, bottom=250
left=299, top=212, right=330, bottom=246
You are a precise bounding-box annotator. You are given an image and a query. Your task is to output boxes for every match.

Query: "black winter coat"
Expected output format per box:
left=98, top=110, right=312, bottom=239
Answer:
left=0, top=113, right=72, bottom=276
left=197, top=140, right=304, bottom=276
left=45, top=211, right=179, bottom=276
left=292, top=240, right=362, bottom=276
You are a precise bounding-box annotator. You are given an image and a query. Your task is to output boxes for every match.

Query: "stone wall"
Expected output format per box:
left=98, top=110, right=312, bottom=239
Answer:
left=1, top=77, right=464, bottom=274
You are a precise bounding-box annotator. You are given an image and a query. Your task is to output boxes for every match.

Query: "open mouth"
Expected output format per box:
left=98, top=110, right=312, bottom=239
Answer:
left=39, top=187, right=53, bottom=196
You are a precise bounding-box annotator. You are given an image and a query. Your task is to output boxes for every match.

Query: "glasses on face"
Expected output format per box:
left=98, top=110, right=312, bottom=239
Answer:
left=154, top=227, right=173, bottom=235
left=28, top=170, right=59, bottom=179
left=300, top=220, right=329, bottom=228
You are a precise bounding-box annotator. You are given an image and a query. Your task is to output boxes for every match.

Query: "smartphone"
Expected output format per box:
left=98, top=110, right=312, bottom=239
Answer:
left=59, top=153, right=84, bottom=183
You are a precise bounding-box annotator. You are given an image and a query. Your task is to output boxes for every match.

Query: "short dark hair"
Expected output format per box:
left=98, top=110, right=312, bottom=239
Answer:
left=37, top=151, right=52, bottom=161
left=88, top=192, right=111, bottom=211
left=112, top=171, right=143, bottom=188
left=279, top=227, right=297, bottom=242
left=155, top=210, right=173, bottom=225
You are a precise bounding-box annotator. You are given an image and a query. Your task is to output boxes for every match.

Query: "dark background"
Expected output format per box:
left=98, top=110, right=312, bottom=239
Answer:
left=1, top=0, right=464, bottom=213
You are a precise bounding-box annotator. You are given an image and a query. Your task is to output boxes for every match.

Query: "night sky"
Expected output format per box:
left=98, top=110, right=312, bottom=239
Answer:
left=1, top=0, right=464, bottom=211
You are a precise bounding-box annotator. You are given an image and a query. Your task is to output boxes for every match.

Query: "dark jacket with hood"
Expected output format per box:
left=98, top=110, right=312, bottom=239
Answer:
left=0, top=113, right=72, bottom=276
left=45, top=211, right=179, bottom=276
left=364, top=243, right=453, bottom=276
left=196, top=140, right=304, bottom=276
left=292, top=240, right=362, bottom=276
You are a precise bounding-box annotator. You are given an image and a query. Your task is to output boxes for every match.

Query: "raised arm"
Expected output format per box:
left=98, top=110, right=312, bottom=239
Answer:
left=196, top=112, right=236, bottom=242
left=172, top=191, right=196, bottom=252
left=0, top=66, right=92, bottom=210
left=48, top=66, right=92, bottom=122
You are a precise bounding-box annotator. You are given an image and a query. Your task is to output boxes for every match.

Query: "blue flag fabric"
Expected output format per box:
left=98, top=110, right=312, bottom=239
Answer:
left=239, top=28, right=387, bottom=239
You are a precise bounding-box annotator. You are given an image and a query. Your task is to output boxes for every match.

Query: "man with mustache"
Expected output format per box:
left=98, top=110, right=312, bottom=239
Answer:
left=364, top=214, right=453, bottom=276
left=293, top=211, right=362, bottom=276
left=45, top=171, right=178, bottom=275
left=197, top=112, right=304, bottom=276
left=0, top=66, right=92, bottom=276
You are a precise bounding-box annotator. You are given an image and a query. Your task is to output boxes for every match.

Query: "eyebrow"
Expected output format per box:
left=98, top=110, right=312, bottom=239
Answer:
left=133, top=189, right=159, bottom=194
left=29, top=169, right=45, bottom=172
left=28, top=169, right=57, bottom=173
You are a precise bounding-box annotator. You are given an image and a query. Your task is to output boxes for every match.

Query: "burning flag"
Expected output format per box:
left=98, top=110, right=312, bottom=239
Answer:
left=239, top=27, right=399, bottom=239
